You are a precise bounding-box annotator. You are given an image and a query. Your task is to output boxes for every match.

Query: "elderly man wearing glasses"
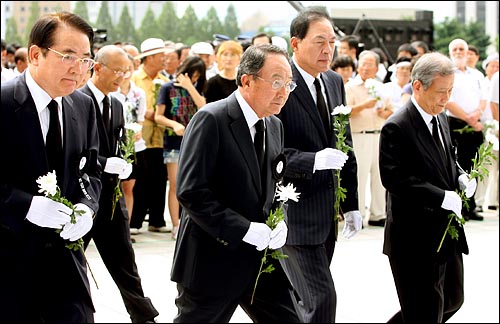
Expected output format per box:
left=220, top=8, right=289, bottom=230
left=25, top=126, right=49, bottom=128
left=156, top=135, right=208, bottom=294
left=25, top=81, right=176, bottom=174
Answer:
left=171, top=44, right=300, bottom=323
left=1, top=12, right=101, bottom=322
left=79, top=44, right=159, bottom=323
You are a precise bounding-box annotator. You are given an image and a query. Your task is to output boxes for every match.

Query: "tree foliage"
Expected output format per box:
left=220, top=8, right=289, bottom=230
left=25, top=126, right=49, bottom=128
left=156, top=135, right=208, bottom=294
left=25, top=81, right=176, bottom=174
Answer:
left=157, top=2, right=180, bottom=43
left=94, top=1, right=116, bottom=43
left=24, top=1, right=41, bottom=45
left=223, top=4, right=241, bottom=39
left=114, top=4, right=138, bottom=45
left=434, top=17, right=491, bottom=64
left=5, top=18, right=23, bottom=47
left=73, top=1, right=89, bottom=22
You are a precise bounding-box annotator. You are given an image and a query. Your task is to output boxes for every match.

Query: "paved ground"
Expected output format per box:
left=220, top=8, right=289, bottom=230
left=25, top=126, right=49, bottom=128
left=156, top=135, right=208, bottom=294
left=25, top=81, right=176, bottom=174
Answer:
left=87, top=209, right=499, bottom=323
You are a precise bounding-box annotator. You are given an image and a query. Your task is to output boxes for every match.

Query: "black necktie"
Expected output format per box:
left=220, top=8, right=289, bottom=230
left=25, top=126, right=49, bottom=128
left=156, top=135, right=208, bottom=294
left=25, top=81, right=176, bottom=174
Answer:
left=46, top=100, right=63, bottom=176
left=314, top=78, right=330, bottom=136
left=254, top=119, right=265, bottom=171
left=102, top=95, right=110, bottom=132
left=431, top=116, right=447, bottom=163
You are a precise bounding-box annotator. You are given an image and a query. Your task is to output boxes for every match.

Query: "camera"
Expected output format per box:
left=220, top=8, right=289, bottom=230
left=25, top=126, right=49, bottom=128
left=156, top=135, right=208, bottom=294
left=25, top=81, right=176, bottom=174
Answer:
left=93, top=28, right=107, bottom=44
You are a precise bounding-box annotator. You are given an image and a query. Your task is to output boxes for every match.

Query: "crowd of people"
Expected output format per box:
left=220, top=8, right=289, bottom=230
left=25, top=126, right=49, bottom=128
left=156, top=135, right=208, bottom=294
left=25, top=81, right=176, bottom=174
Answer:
left=1, top=5, right=498, bottom=323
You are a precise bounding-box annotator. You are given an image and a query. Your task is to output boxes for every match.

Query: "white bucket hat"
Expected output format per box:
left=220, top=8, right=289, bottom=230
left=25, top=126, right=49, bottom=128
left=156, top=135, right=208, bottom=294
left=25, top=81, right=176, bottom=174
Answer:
left=135, top=38, right=174, bottom=60
left=190, top=42, right=214, bottom=55
left=482, top=52, right=499, bottom=71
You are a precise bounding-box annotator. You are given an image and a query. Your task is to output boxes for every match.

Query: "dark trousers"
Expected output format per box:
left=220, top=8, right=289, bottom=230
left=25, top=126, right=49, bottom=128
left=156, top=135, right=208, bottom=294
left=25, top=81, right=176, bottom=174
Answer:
left=280, top=221, right=338, bottom=323
left=83, top=185, right=159, bottom=323
left=448, top=117, right=484, bottom=212
left=387, top=253, right=464, bottom=323
left=130, top=148, right=167, bottom=229
left=173, top=258, right=300, bottom=323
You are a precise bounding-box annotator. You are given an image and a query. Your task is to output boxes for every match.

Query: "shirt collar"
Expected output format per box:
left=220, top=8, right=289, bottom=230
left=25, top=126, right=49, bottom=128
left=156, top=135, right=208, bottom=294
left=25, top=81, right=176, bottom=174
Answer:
left=25, top=68, right=62, bottom=113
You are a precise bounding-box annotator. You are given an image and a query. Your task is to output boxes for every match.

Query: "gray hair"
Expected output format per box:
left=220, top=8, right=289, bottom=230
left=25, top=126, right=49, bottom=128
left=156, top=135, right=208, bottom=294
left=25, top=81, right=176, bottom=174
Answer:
left=358, top=50, right=380, bottom=66
left=236, top=44, right=290, bottom=87
left=411, top=52, right=456, bottom=90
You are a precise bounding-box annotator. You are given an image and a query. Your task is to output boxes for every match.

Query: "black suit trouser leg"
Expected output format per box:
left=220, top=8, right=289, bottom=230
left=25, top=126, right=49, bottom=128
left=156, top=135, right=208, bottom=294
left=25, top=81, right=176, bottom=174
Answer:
left=280, top=227, right=337, bottom=323
left=387, top=253, right=464, bottom=323
left=130, top=148, right=167, bottom=229
left=91, top=201, right=159, bottom=322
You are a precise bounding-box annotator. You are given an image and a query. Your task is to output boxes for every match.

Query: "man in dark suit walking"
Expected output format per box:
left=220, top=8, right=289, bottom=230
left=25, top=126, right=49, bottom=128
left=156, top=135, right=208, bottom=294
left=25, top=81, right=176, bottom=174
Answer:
left=171, top=44, right=300, bottom=322
left=380, top=52, right=476, bottom=322
left=80, top=45, right=159, bottom=323
left=0, top=12, right=101, bottom=322
left=276, top=6, right=362, bottom=323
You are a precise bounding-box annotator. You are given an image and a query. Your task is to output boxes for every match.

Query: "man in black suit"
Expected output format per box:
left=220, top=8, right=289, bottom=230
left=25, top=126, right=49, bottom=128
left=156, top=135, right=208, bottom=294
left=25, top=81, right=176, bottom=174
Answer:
left=80, top=45, right=159, bottom=323
left=380, top=52, right=477, bottom=322
left=0, top=12, right=101, bottom=322
left=276, top=6, right=362, bottom=323
left=171, top=44, right=300, bottom=322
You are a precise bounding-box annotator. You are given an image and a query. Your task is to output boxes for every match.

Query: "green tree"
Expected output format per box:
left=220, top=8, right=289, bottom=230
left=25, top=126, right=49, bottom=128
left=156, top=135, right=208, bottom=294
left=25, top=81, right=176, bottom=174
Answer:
left=199, top=7, right=223, bottom=44
left=115, top=4, right=138, bottom=45
left=73, top=1, right=89, bottom=23
left=24, top=1, right=41, bottom=45
left=5, top=17, right=24, bottom=47
left=434, top=17, right=491, bottom=64
left=178, top=5, right=202, bottom=45
left=157, top=1, right=180, bottom=43
left=138, top=6, right=161, bottom=41
left=94, top=1, right=115, bottom=44
left=223, top=4, right=240, bottom=40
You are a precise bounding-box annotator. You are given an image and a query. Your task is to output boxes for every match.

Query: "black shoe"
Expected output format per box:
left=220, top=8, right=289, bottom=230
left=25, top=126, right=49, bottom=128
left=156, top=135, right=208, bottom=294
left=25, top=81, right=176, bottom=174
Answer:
left=368, top=219, right=386, bottom=227
left=464, top=211, right=484, bottom=221
left=488, top=205, right=498, bottom=211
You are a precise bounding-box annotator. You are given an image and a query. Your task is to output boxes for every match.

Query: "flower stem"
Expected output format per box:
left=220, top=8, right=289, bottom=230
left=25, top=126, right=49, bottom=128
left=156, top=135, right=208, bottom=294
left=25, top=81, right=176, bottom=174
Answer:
left=437, top=216, right=454, bottom=253
left=251, top=248, right=268, bottom=305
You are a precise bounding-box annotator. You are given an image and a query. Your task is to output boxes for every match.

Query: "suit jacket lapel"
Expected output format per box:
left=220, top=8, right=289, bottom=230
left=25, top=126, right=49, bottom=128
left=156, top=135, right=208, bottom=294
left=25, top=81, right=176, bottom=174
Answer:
left=438, top=113, right=457, bottom=182
left=409, top=105, right=451, bottom=182
left=227, top=96, right=262, bottom=195
left=292, top=63, right=329, bottom=145
left=14, top=76, right=48, bottom=177
left=81, top=85, right=111, bottom=155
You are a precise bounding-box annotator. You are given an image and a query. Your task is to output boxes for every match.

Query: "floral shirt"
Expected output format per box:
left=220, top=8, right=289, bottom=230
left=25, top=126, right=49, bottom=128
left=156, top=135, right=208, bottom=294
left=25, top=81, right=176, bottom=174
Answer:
left=111, top=80, right=147, bottom=124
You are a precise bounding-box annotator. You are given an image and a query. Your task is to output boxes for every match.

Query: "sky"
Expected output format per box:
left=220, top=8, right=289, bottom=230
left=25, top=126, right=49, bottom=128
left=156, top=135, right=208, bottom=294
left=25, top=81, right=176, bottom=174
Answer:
left=174, top=1, right=455, bottom=24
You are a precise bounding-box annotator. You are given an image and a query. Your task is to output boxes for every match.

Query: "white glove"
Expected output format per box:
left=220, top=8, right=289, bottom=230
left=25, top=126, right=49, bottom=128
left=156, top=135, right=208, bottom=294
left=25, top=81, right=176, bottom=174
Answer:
left=441, top=191, right=463, bottom=219
left=342, top=210, right=363, bottom=239
left=104, top=157, right=128, bottom=175
left=26, top=196, right=72, bottom=229
left=269, top=220, right=288, bottom=249
left=59, top=203, right=93, bottom=241
left=118, top=162, right=133, bottom=179
left=242, top=222, right=272, bottom=251
left=458, top=174, right=477, bottom=198
left=313, top=148, right=348, bottom=172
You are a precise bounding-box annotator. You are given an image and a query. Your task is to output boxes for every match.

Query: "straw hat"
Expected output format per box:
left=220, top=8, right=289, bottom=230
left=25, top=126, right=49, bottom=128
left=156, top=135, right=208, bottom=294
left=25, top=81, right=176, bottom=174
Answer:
left=135, top=38, right=174, bottom=60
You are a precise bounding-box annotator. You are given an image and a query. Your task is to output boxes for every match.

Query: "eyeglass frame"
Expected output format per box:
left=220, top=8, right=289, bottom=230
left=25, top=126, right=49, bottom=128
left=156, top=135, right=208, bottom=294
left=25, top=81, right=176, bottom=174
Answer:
left=46, top=47, right=95, bottom=70
left=99, top=62, right=132, bottom=79
left=254, top=75, right=297, bottom=92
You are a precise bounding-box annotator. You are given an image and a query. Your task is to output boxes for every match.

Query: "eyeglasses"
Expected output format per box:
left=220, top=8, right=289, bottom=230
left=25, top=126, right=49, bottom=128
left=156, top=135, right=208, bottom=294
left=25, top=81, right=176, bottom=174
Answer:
left=255, top=75, right=297, bottom=92
left=47, top=47, right=95, bottom=70
left=100, top=62, right=132, bottom=78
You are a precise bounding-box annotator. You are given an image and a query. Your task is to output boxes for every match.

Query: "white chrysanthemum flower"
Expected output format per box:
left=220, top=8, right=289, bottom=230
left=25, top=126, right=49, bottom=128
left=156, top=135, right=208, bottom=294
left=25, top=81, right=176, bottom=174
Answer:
left=275, top=183, right=301, bottom=203
left=125, top=122, right=143, bottom=133
left=36, top=171, right=58, bottom=196
left=364, top=78, right=378, bottom=89
left=332, top=104, right=352, bottom=116
left=485, top=133, right=499, bottom=151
